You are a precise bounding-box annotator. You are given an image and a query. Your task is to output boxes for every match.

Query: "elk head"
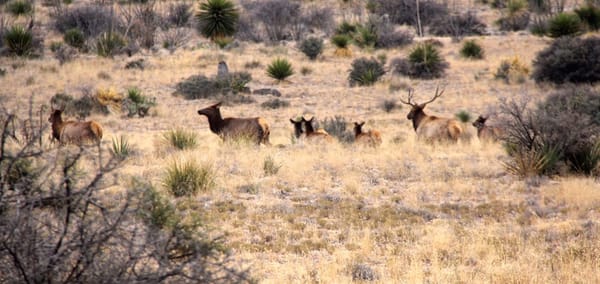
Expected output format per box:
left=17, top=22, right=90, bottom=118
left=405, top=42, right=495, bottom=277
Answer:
left=472, top=115, right=488, bottom=129
left=197, top=101, right=222, bottom=117
left=399, top=86, right=445, bottom=130
left=353, top=121, right=365, bottom=136
left=290, top=117, right=304, bottom=138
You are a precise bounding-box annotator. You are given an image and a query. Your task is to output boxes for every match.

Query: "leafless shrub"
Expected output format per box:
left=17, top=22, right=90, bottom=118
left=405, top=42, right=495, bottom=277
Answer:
left=166, top=2, right=192, bottom=28
left=429, top=12, right=487, bottom=38
left=0, top=103, right=251, bottom=283
left=121, top=3, right=164, bottom=49
left=370, top=0, right=449, bottom=29
left=52, top=4, right=121, bottom=38
left=160, top=27, right=192, bottom=52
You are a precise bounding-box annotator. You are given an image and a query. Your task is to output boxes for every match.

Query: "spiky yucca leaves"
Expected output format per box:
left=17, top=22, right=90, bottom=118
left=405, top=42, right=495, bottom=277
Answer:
left=460, top=40, right=484, bottom=59
left=111, top=135, right=132, bottom=160
left=548, top=13, right=583, bottom=38
left=266, top=58, right=294, bottom=81
left=3, top=26, right=33, bottom=56
left=163, top=160, right=216, bottom=197
left=196, top=0, right=239, bottom=40
left=163, top=129, right=198, bottom=150
left=408, top=42, right=448, bottom=79
left=348, top=57, right=385, bottom=87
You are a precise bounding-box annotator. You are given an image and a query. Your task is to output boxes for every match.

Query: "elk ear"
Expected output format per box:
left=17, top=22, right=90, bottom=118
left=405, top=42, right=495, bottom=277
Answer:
left=213, top=102, right=222, bottom=108
left=419, top=103, right=427, bottom=109
left=359, top=121, right=365, bottom=126
left=290, top=118, right=296, bottom=124
left=354, top=122, right=359, bottom=126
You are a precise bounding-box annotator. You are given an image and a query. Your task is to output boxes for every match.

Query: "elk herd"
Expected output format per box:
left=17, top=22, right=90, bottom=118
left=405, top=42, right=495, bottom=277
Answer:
left=45, top=86, right=503, bottom=148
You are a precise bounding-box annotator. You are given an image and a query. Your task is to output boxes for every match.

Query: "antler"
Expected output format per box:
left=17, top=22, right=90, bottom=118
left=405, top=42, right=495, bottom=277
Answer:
left=421, top=85, right=445, bottom=106
left=399, top=88, right=416, bottom=106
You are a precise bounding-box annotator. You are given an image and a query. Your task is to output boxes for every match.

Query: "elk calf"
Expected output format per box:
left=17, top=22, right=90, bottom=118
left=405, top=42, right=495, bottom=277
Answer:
left=400, top=86, right=463, bottom=144
left=353, top=122, right=382, bottom=147
left=197, top=102, right=270, bottom=145
left=302, top=117, right=334, bottom=143
left=48, top=109, right=103, bottom=145
left=472, top=115, right=504, bottom=142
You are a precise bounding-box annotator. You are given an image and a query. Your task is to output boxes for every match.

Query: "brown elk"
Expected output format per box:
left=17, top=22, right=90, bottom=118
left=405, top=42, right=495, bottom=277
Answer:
left=290, top=118, right=304, bottom=139
left=302, top=117, right=334, bottom=143
left=399, top=86, right=463, bottom=143
left=353, top=121, right=382, bottom=147
left=472, top=115, right=504, bottom=142
left=48, top=109, right=103, bottom=145
left=197, top=102, right=271, bottom=145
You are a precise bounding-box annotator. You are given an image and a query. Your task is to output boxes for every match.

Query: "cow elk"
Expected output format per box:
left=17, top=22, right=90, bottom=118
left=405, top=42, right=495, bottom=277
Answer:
left=472, top=115, right=504, bottom=142
left=302, top=117, right=334, bottom=143
left=197, top=102, right=271, bottom=145
left=48, top=108, right=103, bottom=145
left=290, top=118, right=304, bottom=139
left=353, top=121, right=382, bottom=147
left=399, top=86, right=463, bottom=143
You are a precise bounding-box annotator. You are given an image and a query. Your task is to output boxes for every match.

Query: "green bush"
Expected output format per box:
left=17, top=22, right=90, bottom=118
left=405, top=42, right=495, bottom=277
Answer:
left=532, top=36, right=600, bottom=84
left=64, top=28, right=85, bottom=49
left=575, top=5, right=600, bottom=31
left=96, top=32, right=126, bottom=57
left=348, top=57, right=385, bottom=87
left=164, top=160, right=216, bottom=197
left=336, top=21, right=358, bottom=36
left=460, top=40, right=484, bottom=59
left=266, top=58, right=294, bottom=81
left=163, top=129, right=198, bottom=150
left=299, top=37, right=323, bottom=60
left=6, top=0, right=32, bottom=16
left=124, top=87, right=156, bottom=118
left=380, top=99, right=398, bottom=113
left=548, top=13, right=583, bottom=38
left=455, top=110, right=471, bottom=123
left=111, top=135, right=132, bottom=160
left=196, top=0, right=238, bottom=40
left=393, top=42, right=448, bottom=79
left=3, top=26, right=33, bottom=56
left=354, top=25, right=377, bottom=48
left=529, top=16, right=548, bottom=36
left=331, top=34, right=351, bottom=48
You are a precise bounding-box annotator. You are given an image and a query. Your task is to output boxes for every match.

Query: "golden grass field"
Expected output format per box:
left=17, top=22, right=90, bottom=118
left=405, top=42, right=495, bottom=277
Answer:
left=1, top=1, right=600, bottom=282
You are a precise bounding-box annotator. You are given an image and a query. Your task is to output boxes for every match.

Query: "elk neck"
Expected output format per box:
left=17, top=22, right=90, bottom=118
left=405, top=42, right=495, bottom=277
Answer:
left=411, top=110, right=428, bottom=131
left=204, top=110, right=226, bottom=134
left=50, top=113, right=64, bottom=140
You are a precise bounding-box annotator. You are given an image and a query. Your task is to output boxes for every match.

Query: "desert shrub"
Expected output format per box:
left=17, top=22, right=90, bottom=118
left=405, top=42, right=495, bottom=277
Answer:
left=455, top=110, right=471, bottom=122
left=261, top=98, right=290, bottom=109
left=429, top=12, right=487, bottom=38
left=497, top=1, right=530, bottom=32
left=495, top=57, right=529, bottom=84
left=111, top=135, right=132, bottom=159
left=299, top=37, right=323, bottom=60
left=245, top=0, right=299, bottom=41
left=196, top=0, right=238, bottom=40
left=53, top=5, right=120, bottom=38
left=331, top=34, right=351, bottom=48
left=348, top=57, right=385, bottom=87
left=531, top=36, right=600, bottom=84
left=63, top=28, right=85, bottom=49
left=381, top=99, right=398, bottom=112
left=336, top=21, right=358, bottom=36
left=321, top=116, right=354, bottom=143
left=125, top=3, right=163, bottom=49
left=372, top=16, right=414, bottom=48
left=460, top=40, right=484, bottom=59
left=163, top=129, right=198, bottom=150
left=160, top=27, right=191, bottom=52
left=369, top=0, right=449, bottom=27
left=3, top=25, right=33, bottom=56
left=6, top=0, right=32, bottom=16
left=529, top=16, right=549, bottom=36
left=167, top=2, right=192, bottom=27
left=216, top=71, right=252, bottom=94
left=354, top=24, right=378, bottom=48
left=164, top=160, right=215, bottom=197
left=575, top=5, right=600, bottom=31
left=263, top=155, right=281, bottom=176
left=500, top=86, right=600, bottom=176
left=300, top=66, right=312, bottom=75
left=266, top=58, right=294, bottom=81
left=393, top=42, right=448, bottom=79
left=175, top=75, right=219, bottom=99
left=123, top=87, right=156, bottom=118
left=547, top=13, right=583, bottom=37
left=96, top=32, right=126, bottom=57
left=351, top=263, right=377, bottom=281
left=95, top=87, right=123, bottom=113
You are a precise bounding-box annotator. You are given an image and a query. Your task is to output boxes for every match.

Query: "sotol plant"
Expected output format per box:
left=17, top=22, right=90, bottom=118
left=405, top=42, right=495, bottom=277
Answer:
left=266, top=58, right=294, bottom=81
left=3, top=26, right=34, bottom=56
left=460, top=40, right=484, bottom=59
left=348, top=57, right=385, bottom=87
left=163, top=160, right=216, bottom=197
left=196, top=0, right=239, bottom=40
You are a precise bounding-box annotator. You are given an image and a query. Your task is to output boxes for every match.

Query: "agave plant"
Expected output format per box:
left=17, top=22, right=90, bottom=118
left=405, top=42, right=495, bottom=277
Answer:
left=196, top=0, right=239, bottom=40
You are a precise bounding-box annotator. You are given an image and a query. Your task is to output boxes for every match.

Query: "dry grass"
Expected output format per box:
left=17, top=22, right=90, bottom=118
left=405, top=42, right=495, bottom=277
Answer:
left=1, top=1, right=599, bottom=282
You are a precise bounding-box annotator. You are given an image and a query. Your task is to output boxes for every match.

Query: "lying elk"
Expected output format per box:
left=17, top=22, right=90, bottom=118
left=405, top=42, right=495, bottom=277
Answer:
left=48, top=109, right=103, bottom=145
left=400, top=87, right=463, bottom=143
left=353, top=121, right=382, bottom=147
left=472, top=115, right=504, bottom=142
left=302, top=117, right=334, bottom=143
left=290, top=118, right=304, bottom=139
left=197, top=102, right=271, bottom=145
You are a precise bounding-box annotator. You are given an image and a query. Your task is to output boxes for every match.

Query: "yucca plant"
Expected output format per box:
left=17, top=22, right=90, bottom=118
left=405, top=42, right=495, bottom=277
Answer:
left=163, top=159, right=216, bottom=197
left=7, top=0, right=32, bottom=16
left=3, top=26, right=33, bottom=56
left=266, top=58, right=294, bottom=82
left=348, top=57, right=385, bottom=87
left=64, top=28, right=85, bottom=49
left=196, top=0, right=238, bottom=40
left=575, top=5, right=600, bottom=31
left=331, top=34, right=351, bottom=49
left=125, top=87, right=156, bottom=117
left=548, top=13, right=583, bottom=38
left=163, top=129, right=198, bottom=150
left=460, top=40, right=484, bottom=59
left=96, top=32, right=126, bottom=57
left=455, top=110, right=471, bottom=123
left=111, top=135, right=132, bottom=159
left=407, top=42, right=449, bottom=79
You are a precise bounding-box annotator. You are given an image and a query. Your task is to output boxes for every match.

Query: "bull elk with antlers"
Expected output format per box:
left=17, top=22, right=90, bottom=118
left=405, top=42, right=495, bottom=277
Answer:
left=197, top=102, right=271, bottom=145
left=48, top=108, right=103, bottom=145
left=400, top=86, right=463, bottom=143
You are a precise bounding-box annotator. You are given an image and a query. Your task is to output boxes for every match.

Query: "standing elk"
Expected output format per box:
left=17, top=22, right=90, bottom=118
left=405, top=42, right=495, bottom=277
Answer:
left=353, top=121, right=382, bottom=147
left=399, top=86, right=463, bottom=143
left=302, top=117, right=334, bottom=143
left=472, top=115, right=504, bottom=142
left=48, top=109, right=103, bottom=145
left=197, top=102, right=271, bottom=145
